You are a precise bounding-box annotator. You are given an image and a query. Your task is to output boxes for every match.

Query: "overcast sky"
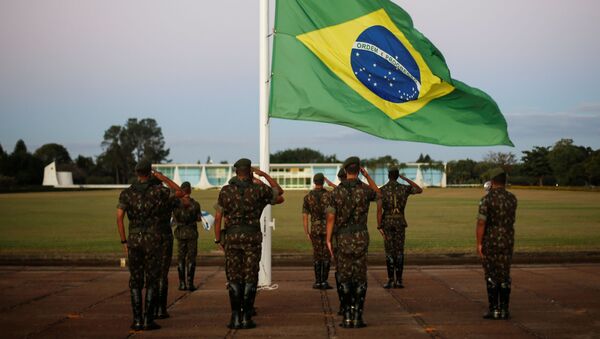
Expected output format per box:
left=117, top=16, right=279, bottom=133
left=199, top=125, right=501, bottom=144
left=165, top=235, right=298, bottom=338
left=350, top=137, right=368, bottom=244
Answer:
left=1, top=0, right=599, bottom=164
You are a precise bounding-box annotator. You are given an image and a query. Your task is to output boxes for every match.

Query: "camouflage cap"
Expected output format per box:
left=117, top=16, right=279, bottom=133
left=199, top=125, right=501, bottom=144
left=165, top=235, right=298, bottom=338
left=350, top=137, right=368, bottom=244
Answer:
left=181, top=181, right=191, bottom=190
left=342, top=156, right=360, bottom=169
left=234, top=158, right=252, bottom=169
left=489, top=167, right=505, bottom=180
left=388, top=166, right=399, bottom=173
left=337, top=168, right=346, bottom=179
left=135, top=159, right=152, bottom=173
left=313, top=173, right=324, bottom=183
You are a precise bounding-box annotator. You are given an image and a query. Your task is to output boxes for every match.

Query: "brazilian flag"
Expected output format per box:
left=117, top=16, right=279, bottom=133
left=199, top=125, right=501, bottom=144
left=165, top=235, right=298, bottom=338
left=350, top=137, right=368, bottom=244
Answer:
left=269, top=0, right=513, bottom=146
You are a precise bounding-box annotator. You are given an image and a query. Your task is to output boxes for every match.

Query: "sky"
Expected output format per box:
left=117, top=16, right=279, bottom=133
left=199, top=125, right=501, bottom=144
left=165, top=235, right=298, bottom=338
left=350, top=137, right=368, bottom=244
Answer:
left=1, top=0, right=599, bottom=164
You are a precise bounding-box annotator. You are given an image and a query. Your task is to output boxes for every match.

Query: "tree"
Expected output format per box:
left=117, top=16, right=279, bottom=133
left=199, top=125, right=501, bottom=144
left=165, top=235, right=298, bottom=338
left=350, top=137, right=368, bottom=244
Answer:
left=34, top=143, right=72, bottom=166
left=548, top=139, right=589, bottom=185
left=416, top=153, right=432, bottom=163
left=447, top=159, right=477, bottom=184
left=483, top=151, right=517, bottom=169
left=99, top=118, right=170, bottom=184
left=584, top=150, right=600, bottom=185
left=521, top=146, right=552, bottom=186
left=5, top=140, right=43, bottom=185
left=363, top=155, right=399, bottom=169
left=0, top=144, right=7, bottom=175
left=270, top=148, right=338, bottom=163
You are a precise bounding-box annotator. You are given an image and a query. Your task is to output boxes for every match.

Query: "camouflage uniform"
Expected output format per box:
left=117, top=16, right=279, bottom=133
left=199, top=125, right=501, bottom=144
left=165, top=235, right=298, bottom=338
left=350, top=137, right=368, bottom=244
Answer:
left=303, top=188, right=332, bottom=289
left=478, top=187, right=517, bottom=319
left=327, top=177, right=378, bottom=328
left=216, top=174, right=279, bottom=329
left=173, top=198, right=201, bottom=291
left=118, top=180, right=175, bottom=327
left=380, top=180, right=419, bottom=288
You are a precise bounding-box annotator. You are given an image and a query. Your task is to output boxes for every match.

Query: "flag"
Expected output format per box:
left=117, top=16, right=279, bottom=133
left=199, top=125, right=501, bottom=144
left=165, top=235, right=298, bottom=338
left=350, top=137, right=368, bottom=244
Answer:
left=269, top=0, right=513, bottom=146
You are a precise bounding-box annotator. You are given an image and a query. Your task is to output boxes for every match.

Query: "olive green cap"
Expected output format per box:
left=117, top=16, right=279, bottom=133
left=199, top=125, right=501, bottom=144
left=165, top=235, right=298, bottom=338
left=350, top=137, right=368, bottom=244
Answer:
left=337, top=168, right=346, bottom=179
left=181, top=181, right=191, bottom=190
left=234, top=158, right=252, bottom=169
left=388, top=166, right=399, bottom=173
left=489, top=167, right=505, bottom=180
left=342, top=156, right=360, bottom=169
left=135, top=159, right=152, bottom=172
left=313, top=173, right=324, bottom=183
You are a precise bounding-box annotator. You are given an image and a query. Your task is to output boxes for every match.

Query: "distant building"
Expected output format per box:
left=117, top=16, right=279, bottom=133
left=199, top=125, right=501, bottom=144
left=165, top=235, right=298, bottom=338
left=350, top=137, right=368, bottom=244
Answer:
left=153, top=162, right=446, bottom=190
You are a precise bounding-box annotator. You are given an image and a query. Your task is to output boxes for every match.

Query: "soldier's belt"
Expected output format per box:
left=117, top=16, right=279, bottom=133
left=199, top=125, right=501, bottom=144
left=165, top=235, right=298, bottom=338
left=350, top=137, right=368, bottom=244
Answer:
left=383, top=214, right=404, bottom=219
left=227, top=224, right=261, bottom=234
left=336, top=224, right=368, bottom=234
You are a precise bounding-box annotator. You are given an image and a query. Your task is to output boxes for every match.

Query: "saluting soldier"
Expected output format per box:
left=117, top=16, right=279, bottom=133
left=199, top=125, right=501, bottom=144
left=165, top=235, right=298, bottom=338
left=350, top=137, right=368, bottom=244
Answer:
left=476, top=168, right=517, bottom=320
left=303, top=173, right=333, bottom=290
left=173, top=181, right=202, bottom=291
left=213, top=159, right=285, bottom=329
left=116, top=160, right=184, bottom=331
left=326, top=157, right=381, bottom=328
left=325, top=169, right=345, bottom=315
left=379, top=166, right=422, bottom=289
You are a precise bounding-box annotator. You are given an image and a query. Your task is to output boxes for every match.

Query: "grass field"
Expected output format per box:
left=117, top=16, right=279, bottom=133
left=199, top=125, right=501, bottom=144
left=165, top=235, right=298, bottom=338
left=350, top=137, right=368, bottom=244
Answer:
left=0, top=188, right=599, bottom=256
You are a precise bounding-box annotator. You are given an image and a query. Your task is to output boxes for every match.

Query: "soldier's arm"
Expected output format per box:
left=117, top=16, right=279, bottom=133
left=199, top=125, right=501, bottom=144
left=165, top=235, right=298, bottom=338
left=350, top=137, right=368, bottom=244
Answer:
left=116, top=208, right=128, bottom=256
left=360, top=167, right=381, bottom=197
left=376, top=199, right=383, bottom=236
left=303, top=213, right=311, bottom=241
left=324, top=177, right=337, bottom=188
left=400, top=174, right=423, bottom=194
left=214, top=209, right=223, bottom=245
left=152, top=170, right=185, bottom=198
left=325, top=211, right=335, bottom=259
left=253, top=167, right=285, bottom=196
left=476, top=219, right=485, bottom=258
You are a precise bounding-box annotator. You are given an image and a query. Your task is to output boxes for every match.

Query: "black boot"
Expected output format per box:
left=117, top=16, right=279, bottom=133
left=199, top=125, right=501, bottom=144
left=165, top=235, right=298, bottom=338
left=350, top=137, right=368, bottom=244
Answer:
left=321, top=260, right=333, bottom=289
left=498, top=281, right=511, bottom=320
left=143, top=287, right=161, bottom=330
left=339, top=281, right=354, bottom=328
left=483, top=279, right=500, bottom=320
left=130, top=288, right=143, bottom=331
left=383, top=256, right=395, bottom=289
left=177, top=261, right=186, bottom=291
left=227, top=282, right=243, bottom=329
left=312, top=261, right=322, bottom=289
left=335, top=272, right=343, bottom=315
left=241, top=283, right=257, bottom=329
left=352, top=283, right=367, bottom=328
left=187, top=262, right=197, bottom=291
left=394, top=254, right=405, bottom=288
left=156, top=279, right=170, bottom=319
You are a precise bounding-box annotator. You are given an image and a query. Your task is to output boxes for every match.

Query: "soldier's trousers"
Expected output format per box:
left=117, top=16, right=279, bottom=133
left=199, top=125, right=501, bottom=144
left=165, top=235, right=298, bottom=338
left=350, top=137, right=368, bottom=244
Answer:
left=224, top=232, right=263, bottom=284
left=383, top=223, right=406, bottom=258
left=310, top=230, right=331, bottom=262
left=158, top=233, right=174, bottom=285
left=482, top=252, right=512, bottom=285
left=177, top=237, right=198, bottom=265
left=127, top=232, right=162, bottom=289
left=335, top=230, right=369, bottom=284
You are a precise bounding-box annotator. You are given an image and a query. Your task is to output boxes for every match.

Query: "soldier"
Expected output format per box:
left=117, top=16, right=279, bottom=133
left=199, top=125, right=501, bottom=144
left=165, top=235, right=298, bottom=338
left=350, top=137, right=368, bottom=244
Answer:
left=213, top=159, right=285, bottom=329
left=326, top=157, right=381, bottom=328
left=325, top=169, right=345, bottom=315
left=173, top=182, right=202, bottom=292
left=476, top=168, right=517, bottom=320
left=116, top=160, right=184, bottom=331
left=303, top=173, right=333, bottom=290
left=379, top=166, right=422, bottom=289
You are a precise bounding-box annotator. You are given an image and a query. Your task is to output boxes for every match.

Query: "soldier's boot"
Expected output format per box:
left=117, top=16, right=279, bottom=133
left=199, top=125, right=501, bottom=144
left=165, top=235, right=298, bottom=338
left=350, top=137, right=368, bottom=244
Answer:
left=483, top=279, right=500, bottom=320
left=129, top=288, right=144, bottom=331
left=312, top=261, right=322, bottom=289
left=394, top=254, right=405, bottom=288
left=187, top=262, right=197, bottom=291
left=177, top=261, right=186, bottom=291
left=339, top=282, right=354, bottom=328
left=352, top=283, right=368, bottom=328
left=498, top=282, right=511, bottom=320
left=143, top=287, right=161, bottom=330
left=335, top=272, right=343, bottom=315
left=383, top=256, right=395, bottom=289
left=321, top=260, right=333, bottom=290
left=155, top=279, right=170, bottom=319
left=227, top=282, right=243, bottom=329
left=241, top=283, right=257, bottom=329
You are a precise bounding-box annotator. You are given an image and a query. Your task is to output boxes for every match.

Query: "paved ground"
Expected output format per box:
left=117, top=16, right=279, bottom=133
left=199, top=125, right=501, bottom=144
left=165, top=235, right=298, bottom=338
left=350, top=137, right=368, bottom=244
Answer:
left=1, top=264, right=599, bottom=339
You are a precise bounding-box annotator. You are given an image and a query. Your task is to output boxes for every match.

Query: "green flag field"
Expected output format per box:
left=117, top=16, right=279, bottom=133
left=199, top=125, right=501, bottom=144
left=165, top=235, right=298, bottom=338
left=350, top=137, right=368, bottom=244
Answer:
left=0, top=188, right=599, bottom=259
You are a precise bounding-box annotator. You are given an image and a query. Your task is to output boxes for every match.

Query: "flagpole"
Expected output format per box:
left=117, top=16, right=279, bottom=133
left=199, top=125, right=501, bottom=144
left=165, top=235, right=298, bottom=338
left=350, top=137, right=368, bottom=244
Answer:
left=258, top=0, right=272, bottom=287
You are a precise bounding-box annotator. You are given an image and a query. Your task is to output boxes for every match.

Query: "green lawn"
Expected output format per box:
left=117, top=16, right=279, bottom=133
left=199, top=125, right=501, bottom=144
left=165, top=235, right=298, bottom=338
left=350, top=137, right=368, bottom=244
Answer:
left=0, top=188, right=599, bottom=256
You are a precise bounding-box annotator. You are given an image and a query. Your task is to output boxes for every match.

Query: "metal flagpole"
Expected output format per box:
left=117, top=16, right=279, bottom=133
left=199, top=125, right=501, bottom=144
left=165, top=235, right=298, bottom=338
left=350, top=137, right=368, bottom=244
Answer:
left=258, top=0, right=272, bottom=287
